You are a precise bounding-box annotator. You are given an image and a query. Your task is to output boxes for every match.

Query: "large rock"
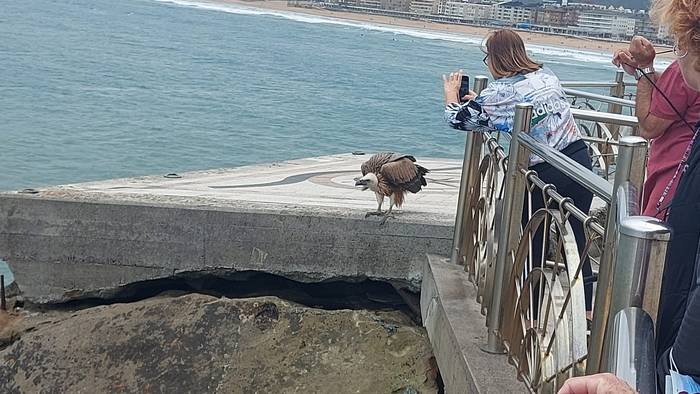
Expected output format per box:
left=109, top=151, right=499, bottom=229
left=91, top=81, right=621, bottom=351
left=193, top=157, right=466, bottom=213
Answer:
left=0, top=294, right=437, bottom=393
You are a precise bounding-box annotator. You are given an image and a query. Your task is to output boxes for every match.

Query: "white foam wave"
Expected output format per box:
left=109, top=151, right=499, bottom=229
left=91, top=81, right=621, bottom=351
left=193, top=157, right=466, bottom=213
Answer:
left=153, top=0, right=671, bottom=69
left=153, top=0, right=483, bottom=43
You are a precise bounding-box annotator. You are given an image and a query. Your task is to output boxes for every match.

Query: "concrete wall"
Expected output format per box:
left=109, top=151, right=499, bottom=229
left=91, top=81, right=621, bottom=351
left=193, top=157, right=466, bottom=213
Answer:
left=0, top=195, right=453, bottom=303
left=421, top=254, right=527, bottom=393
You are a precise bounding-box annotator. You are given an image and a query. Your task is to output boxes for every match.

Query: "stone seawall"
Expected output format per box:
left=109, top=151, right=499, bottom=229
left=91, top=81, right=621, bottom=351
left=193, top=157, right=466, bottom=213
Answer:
left=0, top=154, right=460, bottom=303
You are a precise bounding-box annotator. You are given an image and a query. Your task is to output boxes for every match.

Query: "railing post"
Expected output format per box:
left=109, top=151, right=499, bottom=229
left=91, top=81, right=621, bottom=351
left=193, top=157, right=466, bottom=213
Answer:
left=603, top=70, right=626, bottom=168
left=607, top=307, right=657, bottom=394
left=607, top=216, right=671, bottom=328
left=587, top=136, right=647, bottom=374
left=602, top=216, right=670, bottom=384
left=450, top=75, right=489, bottom=265
left=608, top=71, right=626, bottom=135
left=481, top=103, right=532, bottom=353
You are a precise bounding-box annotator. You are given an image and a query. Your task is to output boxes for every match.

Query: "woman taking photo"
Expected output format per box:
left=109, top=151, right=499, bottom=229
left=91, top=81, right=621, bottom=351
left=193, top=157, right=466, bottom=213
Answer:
left=442, top=29, right=595, bottom=320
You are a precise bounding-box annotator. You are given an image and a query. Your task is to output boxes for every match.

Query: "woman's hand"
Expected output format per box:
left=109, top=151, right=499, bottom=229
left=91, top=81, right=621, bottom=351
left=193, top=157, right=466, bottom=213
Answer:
left=462, top=90, right=477, bottom=101
left=629, top=35, right=655, bottom=68
left=612, top=36, right=656, bottom=76
left=612, top=49, right=638, bottom=76
left=558, top=373, right=637, bottom=394
left=443, top=70, right=463, bottom=105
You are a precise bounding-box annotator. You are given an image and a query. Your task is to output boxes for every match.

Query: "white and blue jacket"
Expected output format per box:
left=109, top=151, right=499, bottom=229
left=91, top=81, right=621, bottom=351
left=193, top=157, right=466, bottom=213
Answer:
left=445, top=68, right=582, bottom=166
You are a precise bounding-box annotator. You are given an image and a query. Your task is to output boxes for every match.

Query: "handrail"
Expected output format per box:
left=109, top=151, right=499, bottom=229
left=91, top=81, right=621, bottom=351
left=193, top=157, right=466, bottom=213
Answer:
left=518, top=133, right=613, bottom=202
left=565, top=88, right=636, bottom=108
left=561, top=81, right=619, bottom=88
left=571, top=108, right=639, bottom=127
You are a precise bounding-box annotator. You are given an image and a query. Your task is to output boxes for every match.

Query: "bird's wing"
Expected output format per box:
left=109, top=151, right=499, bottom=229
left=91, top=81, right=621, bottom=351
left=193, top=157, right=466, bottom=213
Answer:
left=361, top=152, right=394, bottom=175
left=388, top=153, right=416, bottom=163
left=380, top=157, right=418, bottom=186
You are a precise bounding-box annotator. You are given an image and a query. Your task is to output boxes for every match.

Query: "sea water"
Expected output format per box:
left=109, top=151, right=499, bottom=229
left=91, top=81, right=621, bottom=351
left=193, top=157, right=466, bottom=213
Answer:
left=0, top=0, right=642, bottom=192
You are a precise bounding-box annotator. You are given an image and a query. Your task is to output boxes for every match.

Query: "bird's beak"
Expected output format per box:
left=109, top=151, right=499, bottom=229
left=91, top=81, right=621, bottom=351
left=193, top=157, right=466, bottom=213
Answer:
left=355, top=179, right=368, bottom=187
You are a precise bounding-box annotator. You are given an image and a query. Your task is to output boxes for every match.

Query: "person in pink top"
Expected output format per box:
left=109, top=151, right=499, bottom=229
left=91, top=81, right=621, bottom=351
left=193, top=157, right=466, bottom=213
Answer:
left=613, top=37, right=700, bottom=220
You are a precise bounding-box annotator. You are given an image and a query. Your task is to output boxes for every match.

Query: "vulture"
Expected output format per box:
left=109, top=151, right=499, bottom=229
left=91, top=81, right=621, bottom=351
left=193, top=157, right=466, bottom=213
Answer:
left=354, top=152, right=429, bottom=224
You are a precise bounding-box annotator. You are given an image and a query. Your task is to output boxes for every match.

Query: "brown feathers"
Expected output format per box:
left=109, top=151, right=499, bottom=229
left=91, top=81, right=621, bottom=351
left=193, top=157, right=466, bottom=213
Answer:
left=360, top=152, right=429, bottom=207
left=361, top=152, right=416, bottom=176
left=380, top=159, right=418, bottom=185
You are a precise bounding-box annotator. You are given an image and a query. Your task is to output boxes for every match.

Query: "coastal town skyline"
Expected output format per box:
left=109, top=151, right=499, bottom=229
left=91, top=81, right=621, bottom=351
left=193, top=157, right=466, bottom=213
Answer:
left=289, top=0, right=670, bottom=43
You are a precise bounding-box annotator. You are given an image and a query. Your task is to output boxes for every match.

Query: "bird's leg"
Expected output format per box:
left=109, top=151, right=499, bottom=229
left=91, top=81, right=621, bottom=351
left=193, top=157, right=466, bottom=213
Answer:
left=365, top=193, right=385, bottom=218
left=379, top=197, right=395, bottom=225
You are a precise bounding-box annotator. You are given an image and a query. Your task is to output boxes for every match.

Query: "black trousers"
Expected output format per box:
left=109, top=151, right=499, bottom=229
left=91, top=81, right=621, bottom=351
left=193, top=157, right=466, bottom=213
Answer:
left=521, top=140, right=595, bottom=313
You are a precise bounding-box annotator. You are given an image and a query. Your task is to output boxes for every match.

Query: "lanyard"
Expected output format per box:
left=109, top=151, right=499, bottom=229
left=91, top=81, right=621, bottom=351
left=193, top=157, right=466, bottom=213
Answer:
left=655, top=125, right=700, bottom=218
left=633, top=66, right=699, bottom=219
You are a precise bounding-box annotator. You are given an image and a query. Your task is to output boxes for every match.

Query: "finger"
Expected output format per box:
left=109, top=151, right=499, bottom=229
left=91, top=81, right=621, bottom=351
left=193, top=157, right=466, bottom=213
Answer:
left=619, top=52, right=635, bottom=64
left=557, top=377, right=584, bottom=394
left=612, top=53, right=621, bottom=66
left=612, top=49, right=625, bottom=62
left=442, top=74, right=447, bottom=82
left=557, top=376, right=597, bottom=394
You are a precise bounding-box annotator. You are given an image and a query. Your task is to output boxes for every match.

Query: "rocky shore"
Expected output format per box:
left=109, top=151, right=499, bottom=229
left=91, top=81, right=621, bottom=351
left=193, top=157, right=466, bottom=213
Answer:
left=0, top=293, right=438, bottom=393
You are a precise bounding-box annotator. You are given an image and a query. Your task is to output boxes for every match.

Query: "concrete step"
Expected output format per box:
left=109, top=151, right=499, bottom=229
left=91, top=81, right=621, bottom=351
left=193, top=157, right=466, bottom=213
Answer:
left=421, top=254, right=528, bottom=393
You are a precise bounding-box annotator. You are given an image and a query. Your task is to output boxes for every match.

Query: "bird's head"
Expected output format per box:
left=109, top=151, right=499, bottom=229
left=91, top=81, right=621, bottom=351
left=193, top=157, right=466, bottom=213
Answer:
left=354, top=173, right=378, bottom=191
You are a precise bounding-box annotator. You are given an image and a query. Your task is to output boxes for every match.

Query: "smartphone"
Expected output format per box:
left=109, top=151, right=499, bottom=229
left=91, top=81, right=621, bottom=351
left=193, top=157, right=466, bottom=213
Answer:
left=459, top=75, right=470, bottom=102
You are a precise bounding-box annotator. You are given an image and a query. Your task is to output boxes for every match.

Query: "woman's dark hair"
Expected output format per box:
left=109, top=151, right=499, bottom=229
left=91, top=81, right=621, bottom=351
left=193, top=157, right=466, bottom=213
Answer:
left=485, top=29, right=542, bottom=77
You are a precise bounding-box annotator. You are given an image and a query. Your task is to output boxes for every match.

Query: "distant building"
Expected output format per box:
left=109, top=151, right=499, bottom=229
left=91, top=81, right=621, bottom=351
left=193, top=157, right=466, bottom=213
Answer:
left=359, top=0, right=382, bottom=8
left=534, top=8, right=578, bottom=26
left=409, top=0, right=439, bottom=15
left=440, top=0, right=468, bottom=17
left=577, top=10, right=636, bottom=39
left=381, top=0, right=411, bottom=11
left=491, top=1, right=534, bottom=25
left=633, top=15, right=658, bottom=38
left=337, top=0, right=382, bottom=9
left=464, top=3, right=492, bottom=21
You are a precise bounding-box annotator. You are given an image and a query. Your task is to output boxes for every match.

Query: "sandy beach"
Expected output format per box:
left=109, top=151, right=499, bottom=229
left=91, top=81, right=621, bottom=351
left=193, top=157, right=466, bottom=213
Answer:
left=216, top=0, right=673, bottom=60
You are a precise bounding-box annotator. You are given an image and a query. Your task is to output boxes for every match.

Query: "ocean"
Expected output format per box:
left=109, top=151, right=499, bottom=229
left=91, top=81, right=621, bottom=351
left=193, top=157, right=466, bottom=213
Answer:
left=0, top=0, right=643, bottom=281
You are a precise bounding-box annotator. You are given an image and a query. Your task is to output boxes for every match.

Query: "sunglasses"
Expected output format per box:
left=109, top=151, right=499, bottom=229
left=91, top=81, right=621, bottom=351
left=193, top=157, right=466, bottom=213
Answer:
left=483, top=54, right=488, bottom=65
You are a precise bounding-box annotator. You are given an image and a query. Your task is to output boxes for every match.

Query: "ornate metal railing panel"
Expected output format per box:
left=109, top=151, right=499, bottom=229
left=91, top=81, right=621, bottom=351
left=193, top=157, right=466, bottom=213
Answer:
left=449, top=71, right=671, bottom=392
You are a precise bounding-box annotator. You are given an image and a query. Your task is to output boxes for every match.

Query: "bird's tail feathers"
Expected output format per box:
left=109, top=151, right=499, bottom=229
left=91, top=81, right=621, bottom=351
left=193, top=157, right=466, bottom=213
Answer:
left=417, top=165, right=429, bottom=187
left=404, top=165, right=429, bottom=193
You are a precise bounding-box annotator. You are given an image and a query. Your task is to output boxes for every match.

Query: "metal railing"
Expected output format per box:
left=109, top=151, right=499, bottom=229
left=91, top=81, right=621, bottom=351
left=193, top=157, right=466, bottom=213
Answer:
left=563, top=71, right=638, bottom=180
left=599, top=180, right=670, bottom=394
left=449, top=70, right=671, bottom=392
